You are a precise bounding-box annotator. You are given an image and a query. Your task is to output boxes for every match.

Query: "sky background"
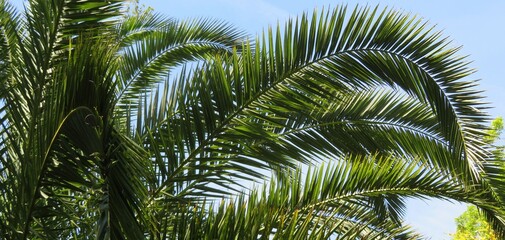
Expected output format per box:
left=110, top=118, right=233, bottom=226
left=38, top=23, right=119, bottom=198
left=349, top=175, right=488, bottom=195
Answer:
left=136, top=1, right=504, bottom=239
left=11, top=0, right=504, bottom=239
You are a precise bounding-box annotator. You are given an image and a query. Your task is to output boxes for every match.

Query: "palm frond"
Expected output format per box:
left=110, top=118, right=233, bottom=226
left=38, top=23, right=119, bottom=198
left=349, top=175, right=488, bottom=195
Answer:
left=115, top=13, right=247, bottom=120
left=136, top=6, right=495, bottom=237
left=158, top=154, right=500, bottom=239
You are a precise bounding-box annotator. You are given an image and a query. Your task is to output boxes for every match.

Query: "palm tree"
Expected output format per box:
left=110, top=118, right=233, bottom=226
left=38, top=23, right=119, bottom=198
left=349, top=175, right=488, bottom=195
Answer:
left=0, top=1, right=503, bottom=239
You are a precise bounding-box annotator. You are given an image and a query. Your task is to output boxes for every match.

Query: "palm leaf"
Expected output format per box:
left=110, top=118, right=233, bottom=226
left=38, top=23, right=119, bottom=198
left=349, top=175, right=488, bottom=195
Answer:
left=160, top=155, right=500, bottom=239
left=115, top=12, right=247, bottom=121
left=133, top=3, right=490, bottom=203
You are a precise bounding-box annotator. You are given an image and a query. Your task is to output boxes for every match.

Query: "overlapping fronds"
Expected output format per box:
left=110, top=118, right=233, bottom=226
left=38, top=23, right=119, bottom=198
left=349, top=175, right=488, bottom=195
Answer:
left=135, top=4, right=497, bottom=238
left=143, top=5, right=488, bottom=197
left=0, top=0, right=150, bottom=239
left=0, top=2, right=501, bottom=239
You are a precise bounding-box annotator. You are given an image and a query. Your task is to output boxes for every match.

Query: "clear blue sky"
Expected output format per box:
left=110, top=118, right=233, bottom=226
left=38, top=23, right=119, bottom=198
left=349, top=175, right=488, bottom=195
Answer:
left=137, top=1, right=504, bottom=239
left=12, top=0, right=505, bottom=238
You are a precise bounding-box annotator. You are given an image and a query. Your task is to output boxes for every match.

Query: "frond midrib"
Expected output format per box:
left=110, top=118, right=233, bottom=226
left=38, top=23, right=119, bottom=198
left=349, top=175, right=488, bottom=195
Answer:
left=280, top=118, right=446, bottom=146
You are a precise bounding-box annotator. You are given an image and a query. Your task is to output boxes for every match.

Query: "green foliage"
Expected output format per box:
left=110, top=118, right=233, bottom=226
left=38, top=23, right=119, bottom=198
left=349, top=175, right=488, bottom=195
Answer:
left=452, top=206, right=497, bottom=240
left=484, top=117, right=503, bottom=142
left=485, top=117, right=504, bottom=161
left=0, top=1, right=503, bottom=239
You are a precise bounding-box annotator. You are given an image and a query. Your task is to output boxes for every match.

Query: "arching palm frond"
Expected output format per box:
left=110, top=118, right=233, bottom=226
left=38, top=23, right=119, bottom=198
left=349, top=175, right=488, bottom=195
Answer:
left=145, top=5, right=487, bottom=192
left=115, top=10, right=247, bottom=122
left=159, top=155, right=501, bottom=239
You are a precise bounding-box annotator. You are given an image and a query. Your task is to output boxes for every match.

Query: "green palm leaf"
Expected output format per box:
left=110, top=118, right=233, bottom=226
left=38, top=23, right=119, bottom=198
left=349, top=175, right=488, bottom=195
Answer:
left=161, top=155, right=501, bottom=239
left=115, top=11, right=246, bottom=121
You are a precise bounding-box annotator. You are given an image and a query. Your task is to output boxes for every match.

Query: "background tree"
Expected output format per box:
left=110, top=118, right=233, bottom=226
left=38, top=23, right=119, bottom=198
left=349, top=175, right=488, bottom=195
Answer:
left=0, top=1, right=504, bottom=239
left=452, top=205, right=497, bottom=240
left=486, top=117, right=504, bottom=161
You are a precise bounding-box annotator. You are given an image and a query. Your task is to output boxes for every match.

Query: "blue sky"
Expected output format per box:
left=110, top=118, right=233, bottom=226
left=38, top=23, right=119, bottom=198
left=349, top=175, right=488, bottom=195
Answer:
left=11, top=0, right=504, bottom=238
left=137, top=1, right=504, bottom=239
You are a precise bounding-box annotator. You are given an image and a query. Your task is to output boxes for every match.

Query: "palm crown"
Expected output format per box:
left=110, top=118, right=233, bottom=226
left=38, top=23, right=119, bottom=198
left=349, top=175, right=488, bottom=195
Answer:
left=0, top=1, right=503, bottom=239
